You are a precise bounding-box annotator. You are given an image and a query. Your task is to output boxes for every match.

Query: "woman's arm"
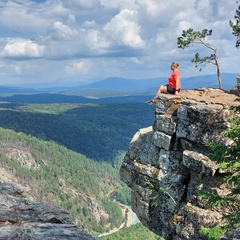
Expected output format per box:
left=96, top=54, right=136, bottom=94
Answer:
left=174, top=75, right=180, bottom=94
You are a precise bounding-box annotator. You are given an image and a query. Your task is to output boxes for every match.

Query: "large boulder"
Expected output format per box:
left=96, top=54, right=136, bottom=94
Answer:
left=0, top=182, right=100, bottom=240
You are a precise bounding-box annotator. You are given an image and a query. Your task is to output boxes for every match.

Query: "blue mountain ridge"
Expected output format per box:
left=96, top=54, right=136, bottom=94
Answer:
left=0, top=73, right=238, bottom=103
left=79, top=73, right=238, bottom=91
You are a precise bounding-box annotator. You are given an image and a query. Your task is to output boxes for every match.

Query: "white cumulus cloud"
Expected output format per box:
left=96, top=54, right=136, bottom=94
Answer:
left=52, top=21, right=78, bottom=40
left=135, top=0, right=167, bottom=17
left=65, top=60, right=92, bottom=75
left=0, top=0, right=238, bottom=84
left=1, top=39, right=44, bottom=58
left=104, top=9, right=145, bottom=48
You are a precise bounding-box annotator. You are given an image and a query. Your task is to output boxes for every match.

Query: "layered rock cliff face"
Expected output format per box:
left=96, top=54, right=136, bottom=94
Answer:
left=0, top=182, right=100, bottom=240
left=120, top=88, right=239, bottom=240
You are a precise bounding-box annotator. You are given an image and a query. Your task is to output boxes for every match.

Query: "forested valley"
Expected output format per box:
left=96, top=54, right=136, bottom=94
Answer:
left=0, top=101, right=155, bottom=237
left=0, top=102, right=154, bottom=161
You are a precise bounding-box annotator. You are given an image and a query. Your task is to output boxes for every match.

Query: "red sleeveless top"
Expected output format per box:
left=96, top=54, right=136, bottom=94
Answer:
left=168, top=69, right=180, bottom=89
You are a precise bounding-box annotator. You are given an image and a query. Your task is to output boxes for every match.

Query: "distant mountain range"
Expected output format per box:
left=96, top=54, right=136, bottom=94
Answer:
left=45, top=73, right=239, bottom=95
left=0, top=73, right=238, bottom=102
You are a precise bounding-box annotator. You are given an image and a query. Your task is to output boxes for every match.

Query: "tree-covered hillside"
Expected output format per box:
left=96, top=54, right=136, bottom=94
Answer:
left=0, top=102, right=154, bottom=161
left=0, top=127, right=128, bottom=234
left=0, top=102, right=154, bottom=235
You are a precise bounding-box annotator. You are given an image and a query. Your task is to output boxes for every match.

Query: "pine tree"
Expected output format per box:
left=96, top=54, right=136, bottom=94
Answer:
left=230, top=2, right=240, bottom=48
left=177, top=28, right=222, bottom=89
left=200, top=98, right=240, bottom=239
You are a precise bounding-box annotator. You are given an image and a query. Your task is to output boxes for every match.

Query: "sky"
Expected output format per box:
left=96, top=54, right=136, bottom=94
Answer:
left=0, top=0, right=239, bottom=87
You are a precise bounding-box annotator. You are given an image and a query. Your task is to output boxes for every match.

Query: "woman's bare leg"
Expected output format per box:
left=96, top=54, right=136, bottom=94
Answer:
left=152, top=85, right=167, bottom=102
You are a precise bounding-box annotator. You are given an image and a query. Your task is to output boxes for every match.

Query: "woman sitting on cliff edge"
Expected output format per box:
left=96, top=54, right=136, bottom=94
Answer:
left=147, top=62, right=181, bottom=104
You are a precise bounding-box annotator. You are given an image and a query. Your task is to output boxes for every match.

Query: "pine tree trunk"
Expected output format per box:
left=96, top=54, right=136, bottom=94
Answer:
left=214, top=49, right=222, bottom=89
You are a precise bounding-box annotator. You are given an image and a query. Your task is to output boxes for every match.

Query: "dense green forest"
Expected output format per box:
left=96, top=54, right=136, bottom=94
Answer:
left=102, top=223, right=164, bottom=240
left=0, top=127, right=127, bottom=234
left=0, top=102, right=154, bottom=161
left=0, top=101, right=155, bottom=236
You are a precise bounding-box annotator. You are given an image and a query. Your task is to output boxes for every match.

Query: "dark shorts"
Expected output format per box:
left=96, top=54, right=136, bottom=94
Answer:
left=166, top=84, right=180, bottom=94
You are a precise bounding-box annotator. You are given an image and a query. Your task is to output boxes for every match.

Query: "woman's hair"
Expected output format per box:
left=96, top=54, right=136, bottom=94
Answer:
left=172, top=62, right=179, bottom=68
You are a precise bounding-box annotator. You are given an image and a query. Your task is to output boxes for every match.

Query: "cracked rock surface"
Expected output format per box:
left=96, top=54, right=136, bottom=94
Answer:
left=120, top=88, right=239, bottom=240
left=0, top=183, right=100, bottom=240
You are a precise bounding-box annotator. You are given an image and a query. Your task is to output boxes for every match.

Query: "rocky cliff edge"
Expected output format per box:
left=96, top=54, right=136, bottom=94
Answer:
left=0, top=182, right=100, bottom=240
left=120, top=88, right=239, bottom=240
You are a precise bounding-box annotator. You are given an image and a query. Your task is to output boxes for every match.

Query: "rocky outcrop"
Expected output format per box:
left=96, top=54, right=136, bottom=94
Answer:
left=0, top=182, right=100, bottom=240
left=120, top=88, right=239, bottom=240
